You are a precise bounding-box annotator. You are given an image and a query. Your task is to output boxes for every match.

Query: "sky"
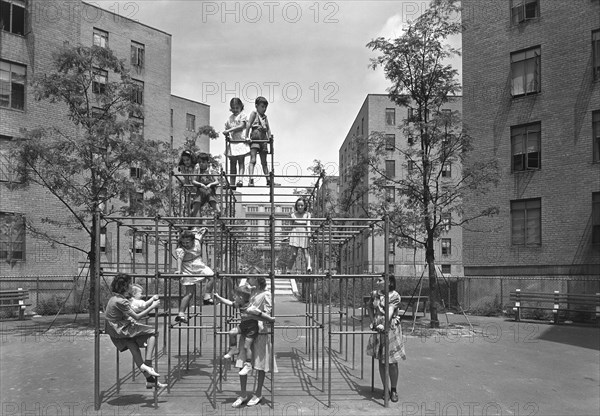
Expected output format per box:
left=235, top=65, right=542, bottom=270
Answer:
left=95, top=0, right=462, bottom=187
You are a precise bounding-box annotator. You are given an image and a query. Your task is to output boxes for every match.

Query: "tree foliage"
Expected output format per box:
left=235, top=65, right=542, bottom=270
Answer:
left=366, top=0, right=499, bottom=327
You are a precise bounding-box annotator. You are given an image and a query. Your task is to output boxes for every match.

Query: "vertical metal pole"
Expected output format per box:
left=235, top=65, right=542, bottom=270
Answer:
left=383, top=216, right=390, bottom=408
left=93, top=209, right=101, bottom=410
left=153, top=217, right=160, bottom=408
left=369, top=224, right=375, bottom=384
left=327, top=218, right=333, bottom=407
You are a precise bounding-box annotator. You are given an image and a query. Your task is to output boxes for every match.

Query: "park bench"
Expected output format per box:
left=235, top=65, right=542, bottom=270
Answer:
left=510, top=289, right=600, bottom=324
left=0, top=288, right=31, bottom=320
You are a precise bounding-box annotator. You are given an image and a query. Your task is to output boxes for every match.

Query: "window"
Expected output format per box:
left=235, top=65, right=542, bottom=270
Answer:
left=385, top=186, right=395, bottom=203
left=407, top=107, right=415, bottom=121
left=129, top=191, right=144, bottom=211
left=170, top=109, right=174, bottom=128
left=92, top=28, right=108, bottom=48
left=361, top=117, right=364, bottom=135
left=385, top=160, right=395, bottom=178
left=511, top=198, right=541, bottom=246
left=594, top=111, right=600, bottom=162
left=264, top=206, right=272, bottom=213
left=594, top=31, right=600, bottom=81
left=385, top=108, right=395, bottom=126
left=282, top=206, right=293, bottom=213
left=441, top=163, right=451, bottom=178
left=92, top=68, right=107, bottom=94
left=0, top=135, right=20, bottom=183
left=130, top=116, right=144, bottom=138
left=247, top=206, right=258, bottom=213
left=388, top=237, right=395, bottom=254
left=0, top=211, right=25, bottom=261
left=100, top=227, right=107, bottom=253
left=388, top=264, right=395, bottom=274
left=407, top=133, right=415, bottom=146
left=441, top=213, right=451, bottom=231
left=511, top=47, right=541, bottom=96
left=0, top=60, right=25, bottom=110
left=131, top=41, right=145, bottom=68
left=0, top=0, right=25, bottom=35
left=385, top=134, right=395, bottom=151
left=134, top=235, right=143, bottom=254
left=407, top=160, right=415, bottom=174
left=186, top=113, right=196, bottom=131
left=130, top=166, right=142, bottom=179
left=441, top=238, right=451, bottom=256
left=131, top=79, right=144, bottom=105
left=511, top=122, right=541, bottom=171
left=510, top=0, right=539, bottom=24
left=440, top=264, right=451, bottom=274
left=593, top=192, right=600, bottom=245
left=249, top=219, right=259, bottom=226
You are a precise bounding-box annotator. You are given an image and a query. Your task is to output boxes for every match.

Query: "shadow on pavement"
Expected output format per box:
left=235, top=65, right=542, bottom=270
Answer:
left=536, top=324, right=600, bottom=351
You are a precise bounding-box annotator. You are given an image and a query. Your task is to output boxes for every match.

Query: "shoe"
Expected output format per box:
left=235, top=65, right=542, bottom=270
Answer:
left=231, top=396, right=249, bottom=408
left=223, top=347, right=239, bottom=359
left=203, top=298, right=214, bottom=306
left=247, top=395, right=262, bottom=406
left=146, top=380, right=167, bottom=389
left=236, top=181, right=243, bottom=187
left=266, top=179, right=271, bottom=186
left=230, top=186, right=237, bottom=191
left=390, top=391, right=398, bottom=402
left=248, top=179, right=254, bottom=187
left=306, top=267, right=312, bottom=274
left=140, top=364, right=159, bottom=377
left=238, top=362, right=252, bottom=376
left=174, top=314, right=188, bottom=324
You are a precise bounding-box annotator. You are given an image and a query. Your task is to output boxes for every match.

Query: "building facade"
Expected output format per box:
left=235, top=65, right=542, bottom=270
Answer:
left=338, top=94, right=463, bottom=277
left=0, top=0, right=209, bottom=279
left=462, top=0, right=600, bottom=291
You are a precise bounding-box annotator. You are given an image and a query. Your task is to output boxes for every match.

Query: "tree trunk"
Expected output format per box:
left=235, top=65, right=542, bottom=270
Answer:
left=426, top=235, right=440, bottom=328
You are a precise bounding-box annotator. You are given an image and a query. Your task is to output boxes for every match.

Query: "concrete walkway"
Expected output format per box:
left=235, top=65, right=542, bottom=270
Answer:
left=1, top=297, right=598, bottom=415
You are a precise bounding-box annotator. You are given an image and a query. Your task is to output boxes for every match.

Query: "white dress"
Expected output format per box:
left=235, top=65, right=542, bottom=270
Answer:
left=176, top=234, right=214, bottom=285
left=288, top=212, right=311, bottom=249
left=225, top=112, right=250, bottom=157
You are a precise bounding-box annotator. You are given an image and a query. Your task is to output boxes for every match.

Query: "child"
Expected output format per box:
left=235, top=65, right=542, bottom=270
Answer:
left=214, top=284, right=275, bottom=376
left=245, top=96, right=273, bottom=187
left=191, top=152, right=221, bottom=220
left=177, top=150, right=197, bottom=215
left=174, top=229, right=215, bottom=323
left=129, top=283, right=160, bottom=315
left=223, top=97, right=250, bottom=189
left=286, top=197, right=312, bottom=273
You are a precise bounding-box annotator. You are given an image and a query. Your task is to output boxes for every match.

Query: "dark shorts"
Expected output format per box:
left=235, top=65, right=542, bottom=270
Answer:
left=193, top=187, right=217, bottom=205
left=239, top=319, right=259, bottom=339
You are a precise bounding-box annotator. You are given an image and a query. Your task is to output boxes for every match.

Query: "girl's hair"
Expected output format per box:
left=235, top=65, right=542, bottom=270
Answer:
left=130, top=283, right=143, bottom=294
left=230, top=97, right=244, bottom=112
left=177, top=230, right=195, bottom=247
left=235, top=285, right=252, bottom=301
left=255, top=96, right=268, bottom=107
left=196, top=152, right=210, bottom=163
left=294, top=197, right=308, bottom=212
left=380, top=274, right=396, bottom=292
left=252, top=276, right=267, bottom=291
left=111, top=273, right=132, bottom=295
left=178, top=150, right=195, bottom=167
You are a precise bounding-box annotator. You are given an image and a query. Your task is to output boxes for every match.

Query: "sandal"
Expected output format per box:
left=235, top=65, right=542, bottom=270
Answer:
left=174, top=315, right=188, bottom=324
left=247, top=395, right=262, bottom=406
left=231, top=396, right=249, bottom=408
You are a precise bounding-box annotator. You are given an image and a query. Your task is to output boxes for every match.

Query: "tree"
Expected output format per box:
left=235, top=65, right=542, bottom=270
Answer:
left=11, top=45, right=172, bottom=324
left=366, top=0, right=499, bottom=327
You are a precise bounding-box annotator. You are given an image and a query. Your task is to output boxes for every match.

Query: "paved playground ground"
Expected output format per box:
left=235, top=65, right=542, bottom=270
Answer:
left=1, top=297, right=599, bottom=416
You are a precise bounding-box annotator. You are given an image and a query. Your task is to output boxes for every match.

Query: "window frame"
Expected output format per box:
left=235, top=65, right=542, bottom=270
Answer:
left=593, top=192, right=600, bottom=245
left=0, top=59, right=26, bottom=110
left=510, top=0, right=540, bottom=25
left=247, top=206, right=258, bottom=213
left=0, top=0, right=26, bottom=36
left=385, top=108, right=396, bottom=126
left=511, top=122, right=541, bottom=172
left=385, top=159, right=396, bottom=178
left=131, top=79, right=144, bottom=105
left=131, top=41, right=145, bottom=69
left=593, top=111, right=600, bottom=162
left=0, top=211, right=26, bottom=262
left=385, top=186, right=396, bottom=203
left=441, top=163, right=452, bottom=178
left=186, top=113, right=196, bottom=131
left=510, top=198, right=542, bottom=246
left=441, top=238, right=451, bottom=256
left=511, top=46, right=541, bottom=97
left=385, top=134, right=395, bottom=151
left=440, top=264, right=451, bottom=274
left=594, top=30, right=600, bottom=82
left=92, top=68, right=107, bottom=95
left=92, top=28, right=109, bottom=48
left=441, top=213, right=451, bottom=231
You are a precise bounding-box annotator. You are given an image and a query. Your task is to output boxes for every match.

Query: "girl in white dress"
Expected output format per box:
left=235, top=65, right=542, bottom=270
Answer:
left=223, top=97, right=250, bottom=188
left=286, top=197, right=312, bottom=273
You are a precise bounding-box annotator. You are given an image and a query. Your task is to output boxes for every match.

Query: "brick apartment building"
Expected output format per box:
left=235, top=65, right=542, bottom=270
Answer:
left=462, top=0, right=600, bottom=292
left=0, top=0, right=209, bottom=281
left=338, top=94, right=463, bottom=277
